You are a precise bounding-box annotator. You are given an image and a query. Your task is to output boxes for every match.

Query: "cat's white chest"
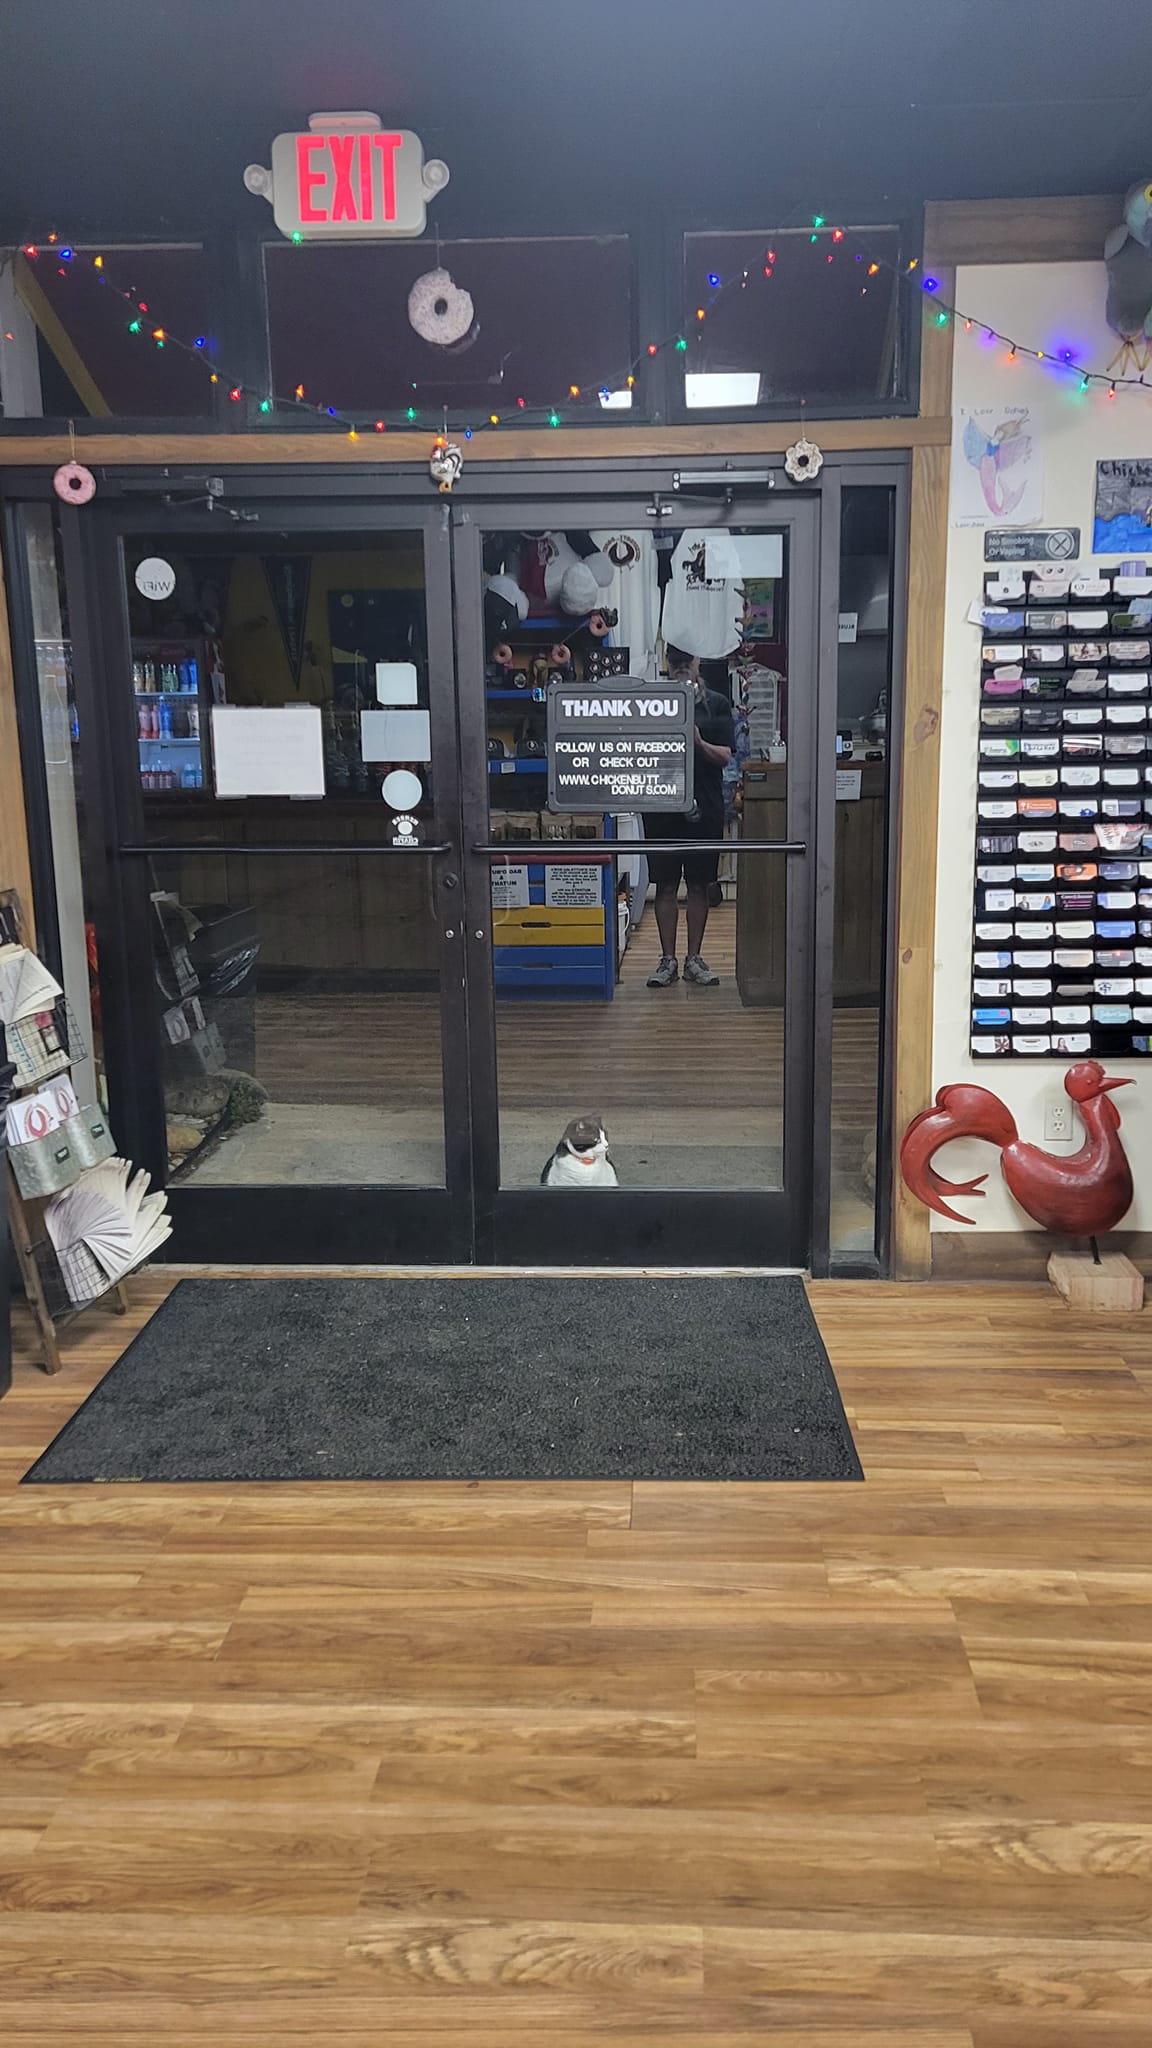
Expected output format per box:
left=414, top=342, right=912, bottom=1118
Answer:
left=545, top=1149, right=618, bottom=1187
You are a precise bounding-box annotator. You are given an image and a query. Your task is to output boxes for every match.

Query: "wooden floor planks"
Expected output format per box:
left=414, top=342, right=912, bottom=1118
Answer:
left=2, top=1272, right=1152, bottom=2043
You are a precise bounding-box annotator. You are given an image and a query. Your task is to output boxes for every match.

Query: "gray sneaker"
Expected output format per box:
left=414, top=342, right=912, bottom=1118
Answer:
left=646, top=955, right=679, bottom=987
left=683, top=954, right=719, bottom=985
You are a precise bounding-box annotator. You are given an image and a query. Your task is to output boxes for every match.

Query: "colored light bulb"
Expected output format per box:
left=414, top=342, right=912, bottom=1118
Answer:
left=548, top=412, right=561, bottom=427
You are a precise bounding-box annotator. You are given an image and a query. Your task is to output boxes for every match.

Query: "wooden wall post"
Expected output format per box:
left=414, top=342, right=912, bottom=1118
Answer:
left=0, top=541, right=36, bottom=945
left=891, top=269, right=954, bottom=1278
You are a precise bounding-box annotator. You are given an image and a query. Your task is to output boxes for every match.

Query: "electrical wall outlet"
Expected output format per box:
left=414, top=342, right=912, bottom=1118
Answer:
left=1043, top=1091, right=1073, bottom=1144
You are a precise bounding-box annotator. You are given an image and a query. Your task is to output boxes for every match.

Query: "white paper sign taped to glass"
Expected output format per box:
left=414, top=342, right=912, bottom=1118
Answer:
left=544, top=864, right=603, bottom=909
left=211, top=706, right=325, bottom=798
left=490, top=865, right=530, bottom=909
left=546, top=678, right=695, bottom=813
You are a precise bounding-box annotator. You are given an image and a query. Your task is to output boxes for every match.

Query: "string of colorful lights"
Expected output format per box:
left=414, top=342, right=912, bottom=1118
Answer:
left=6, top=217, right=1150, bottom=446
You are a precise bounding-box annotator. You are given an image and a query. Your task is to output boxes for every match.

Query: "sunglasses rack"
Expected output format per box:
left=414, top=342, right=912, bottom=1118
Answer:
left=972, top=562, right=1152, bottom=1059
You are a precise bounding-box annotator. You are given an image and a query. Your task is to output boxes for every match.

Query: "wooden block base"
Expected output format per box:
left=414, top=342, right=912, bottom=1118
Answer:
left=1048, top=1249, right=1145, bottom=1314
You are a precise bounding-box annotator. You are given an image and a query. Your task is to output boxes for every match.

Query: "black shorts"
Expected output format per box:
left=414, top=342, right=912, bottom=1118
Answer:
left=643, top=808, right=723, bottom=889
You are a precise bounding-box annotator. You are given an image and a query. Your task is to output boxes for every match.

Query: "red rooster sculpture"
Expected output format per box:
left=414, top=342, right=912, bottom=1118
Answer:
left=901, top=1061, right=1133, bottom=1234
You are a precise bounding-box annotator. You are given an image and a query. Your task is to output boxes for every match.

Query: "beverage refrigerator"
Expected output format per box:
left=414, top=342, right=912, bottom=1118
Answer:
left=134, top=635, right=225, bottom=794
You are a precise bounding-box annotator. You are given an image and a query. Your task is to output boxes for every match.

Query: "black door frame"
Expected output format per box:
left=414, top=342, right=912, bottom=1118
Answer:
left=452, top=493, right=820, bottom=1268
left=60, top=493, right=477, bottom=1264
left=4, top=451, right=908, bottom=1270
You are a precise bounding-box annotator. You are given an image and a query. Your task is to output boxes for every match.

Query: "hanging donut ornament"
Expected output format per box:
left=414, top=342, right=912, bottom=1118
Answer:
left=407, top=268, right=478, bottom=353
left=53, top=461, right=96, bottom=505
left=784, top=435, right=824, bottom=483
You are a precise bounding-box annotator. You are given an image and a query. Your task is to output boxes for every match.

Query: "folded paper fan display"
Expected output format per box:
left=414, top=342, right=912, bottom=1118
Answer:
left=45, top=1156, right=172, bottom=1299
left=0, top=944, right=62, bottom=1025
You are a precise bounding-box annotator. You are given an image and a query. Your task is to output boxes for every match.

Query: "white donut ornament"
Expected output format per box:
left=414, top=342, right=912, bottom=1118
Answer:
left=407, top=268, right=476, bottom=350
left=53, top=461, right=96, bottom=505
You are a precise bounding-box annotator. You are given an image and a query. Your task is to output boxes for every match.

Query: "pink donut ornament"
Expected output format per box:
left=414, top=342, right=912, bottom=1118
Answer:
left=54, top=461, right=97, bottom=505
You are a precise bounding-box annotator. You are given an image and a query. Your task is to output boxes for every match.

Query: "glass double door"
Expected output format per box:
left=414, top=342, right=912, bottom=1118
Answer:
left=74, top=489, right=817, bottom=1267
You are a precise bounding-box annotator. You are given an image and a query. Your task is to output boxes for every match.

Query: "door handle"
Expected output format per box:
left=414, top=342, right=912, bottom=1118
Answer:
left=470, top=840, right=806, bottom=856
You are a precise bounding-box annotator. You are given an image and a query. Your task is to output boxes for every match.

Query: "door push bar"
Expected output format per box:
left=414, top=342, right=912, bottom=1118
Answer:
left=118, top=842, right=453, bottom=857
left=471, top=840, right=807, bottom=857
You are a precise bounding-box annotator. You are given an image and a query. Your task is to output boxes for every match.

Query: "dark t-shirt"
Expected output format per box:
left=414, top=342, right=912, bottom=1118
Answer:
left=689, top=685, right=736, bottom=819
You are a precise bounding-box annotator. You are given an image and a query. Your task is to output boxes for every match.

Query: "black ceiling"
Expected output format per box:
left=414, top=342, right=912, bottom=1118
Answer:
left=3, top=0, right=1150, bottom=238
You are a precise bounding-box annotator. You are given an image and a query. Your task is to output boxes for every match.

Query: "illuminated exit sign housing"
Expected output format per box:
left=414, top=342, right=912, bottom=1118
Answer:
left=244, top=112, right=450, bottom=241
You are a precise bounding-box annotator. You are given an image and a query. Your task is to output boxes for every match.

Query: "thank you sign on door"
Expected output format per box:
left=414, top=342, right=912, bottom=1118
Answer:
left=546, top=678, right=694, bottom=813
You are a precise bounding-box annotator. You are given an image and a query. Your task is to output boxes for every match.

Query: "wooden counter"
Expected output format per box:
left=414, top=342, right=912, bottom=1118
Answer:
left=736, top=760, right=887, bottom=1006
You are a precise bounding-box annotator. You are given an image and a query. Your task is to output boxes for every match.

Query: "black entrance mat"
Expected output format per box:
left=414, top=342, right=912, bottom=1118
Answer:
left=22, top=1276, right=862, bottom=1484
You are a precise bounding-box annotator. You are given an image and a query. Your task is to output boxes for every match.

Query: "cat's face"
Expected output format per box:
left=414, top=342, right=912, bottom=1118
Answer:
left=565, top=1117, right=607, bottom=1158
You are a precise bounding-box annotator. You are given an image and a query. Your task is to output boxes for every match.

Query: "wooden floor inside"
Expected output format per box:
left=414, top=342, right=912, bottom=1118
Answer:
left=4, top=1274, right=1152, bottom=2044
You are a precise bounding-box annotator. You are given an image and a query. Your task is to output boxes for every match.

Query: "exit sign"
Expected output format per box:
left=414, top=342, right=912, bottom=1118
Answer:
left=244, top=113, right=450, bottom=241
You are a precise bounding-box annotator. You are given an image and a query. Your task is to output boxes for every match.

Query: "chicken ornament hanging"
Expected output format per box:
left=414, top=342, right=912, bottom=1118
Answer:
left=900, top=1062, right=1134, bottom=1237
left=1104, top=179, right=1152, bottom=376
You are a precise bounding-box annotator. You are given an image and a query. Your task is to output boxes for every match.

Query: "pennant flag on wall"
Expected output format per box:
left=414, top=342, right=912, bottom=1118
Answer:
left=261, top=556, right=312, bottom=684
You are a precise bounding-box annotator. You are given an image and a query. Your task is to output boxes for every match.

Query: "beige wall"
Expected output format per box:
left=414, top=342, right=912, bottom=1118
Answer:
left=933, top=258, right=1152, bottom=1232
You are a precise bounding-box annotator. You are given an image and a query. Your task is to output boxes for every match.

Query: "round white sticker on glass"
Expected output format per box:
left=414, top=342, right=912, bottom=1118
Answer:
left=381, top=769, right=423, bottom=810
left=134, top=556, right=176, bottom=601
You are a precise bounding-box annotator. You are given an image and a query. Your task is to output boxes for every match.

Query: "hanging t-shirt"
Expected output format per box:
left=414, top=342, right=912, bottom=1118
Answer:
left=588, top=529, right=661, bottom=679
left=660, top=529, right=744, bottom=660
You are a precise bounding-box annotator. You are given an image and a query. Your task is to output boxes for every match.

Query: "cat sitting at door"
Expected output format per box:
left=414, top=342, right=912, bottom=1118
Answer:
left=540, top=1117, right=618, bottom=1187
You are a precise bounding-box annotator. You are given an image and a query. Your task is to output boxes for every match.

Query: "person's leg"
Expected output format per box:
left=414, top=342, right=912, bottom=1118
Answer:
left=644, top=846, right=682, bottom=985
left=682, top=843, right=720, bottom=983
left=684, top=883, right=709, bottom=957
left=654, top=882, right=680, bottom=958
